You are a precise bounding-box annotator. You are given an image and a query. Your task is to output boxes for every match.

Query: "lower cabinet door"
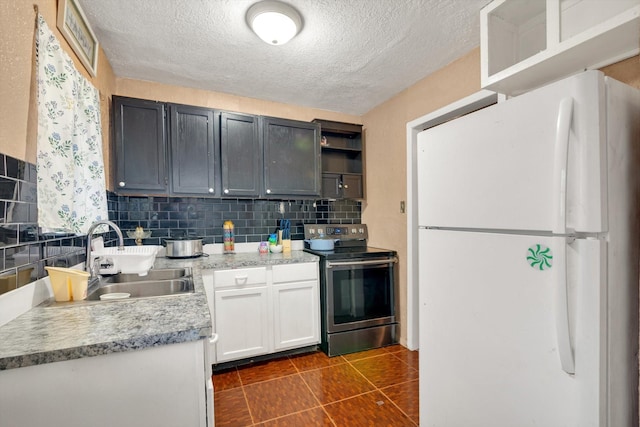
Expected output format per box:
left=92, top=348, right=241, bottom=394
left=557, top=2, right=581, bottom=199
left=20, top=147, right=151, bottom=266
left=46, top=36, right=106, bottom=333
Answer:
left=273, top=281, right=320, bottom=351
left=341, top=174, right=363, bottom=199
left=321, top=173, right=341, bottom=199
left=215, top=286, right=270, bottom=362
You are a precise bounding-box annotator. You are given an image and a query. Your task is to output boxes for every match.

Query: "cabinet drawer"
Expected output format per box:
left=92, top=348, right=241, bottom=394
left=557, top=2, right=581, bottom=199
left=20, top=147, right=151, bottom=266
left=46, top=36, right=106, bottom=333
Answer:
left=272, top=262, right=318, bottom=284
left=214, top=267, right=267, bottom=288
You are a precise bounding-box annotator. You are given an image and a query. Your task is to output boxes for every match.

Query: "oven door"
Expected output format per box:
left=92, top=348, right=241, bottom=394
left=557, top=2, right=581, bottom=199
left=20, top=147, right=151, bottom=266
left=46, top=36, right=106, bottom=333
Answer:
left=325, top=257, right=397, bottom=333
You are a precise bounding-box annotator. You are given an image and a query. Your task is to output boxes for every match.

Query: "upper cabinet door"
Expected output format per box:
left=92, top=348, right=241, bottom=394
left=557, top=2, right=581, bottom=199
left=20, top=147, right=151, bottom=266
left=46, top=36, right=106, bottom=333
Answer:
left=168, top=104, right=217, bottom=195
left=113, top=96, right=167, bottom=194
left=220, top=112, right=261, bottom=197
left=262, top=117, right=321, bottom=198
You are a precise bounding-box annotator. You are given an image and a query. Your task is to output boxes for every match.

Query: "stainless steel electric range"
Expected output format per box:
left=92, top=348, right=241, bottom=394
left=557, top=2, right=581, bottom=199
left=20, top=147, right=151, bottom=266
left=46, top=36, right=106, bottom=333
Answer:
left=303, top=224, right=398, bottom=357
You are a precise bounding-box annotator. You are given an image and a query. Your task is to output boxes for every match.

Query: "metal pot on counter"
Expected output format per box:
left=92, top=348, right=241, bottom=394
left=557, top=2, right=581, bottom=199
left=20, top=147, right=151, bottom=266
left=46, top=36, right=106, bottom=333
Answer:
left=163, top=237, right=204, bottom=258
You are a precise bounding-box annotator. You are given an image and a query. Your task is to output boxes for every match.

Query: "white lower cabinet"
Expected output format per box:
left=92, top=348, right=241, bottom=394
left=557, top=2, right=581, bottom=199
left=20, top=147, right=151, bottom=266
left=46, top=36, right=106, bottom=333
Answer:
left=203, top=262, right=320, bottom=363
left=214, top=285, right=270, bottom=362
left=272, top=262, right=320, bottom=351
left=273, top=281, right=319, bottom=351
left=0, top=340, right=210, bottom=427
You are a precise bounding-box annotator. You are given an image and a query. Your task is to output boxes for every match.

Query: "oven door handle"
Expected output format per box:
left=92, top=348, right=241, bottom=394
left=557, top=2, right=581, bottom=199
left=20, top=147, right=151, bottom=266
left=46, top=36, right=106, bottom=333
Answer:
left=326, top=257, right=397, bottom=268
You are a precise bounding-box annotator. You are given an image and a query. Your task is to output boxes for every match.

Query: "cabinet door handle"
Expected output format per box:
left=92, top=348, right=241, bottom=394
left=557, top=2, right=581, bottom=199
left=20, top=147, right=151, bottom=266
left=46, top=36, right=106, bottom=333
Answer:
left=208, top=188, right=214, bottom=193
left=224, top=189, right=229, bottom=194
left=266, top=189, right=272, bottom=194
left=118, top=181, right=126, bottom=187
left=344, top=184, right=349, bottom=189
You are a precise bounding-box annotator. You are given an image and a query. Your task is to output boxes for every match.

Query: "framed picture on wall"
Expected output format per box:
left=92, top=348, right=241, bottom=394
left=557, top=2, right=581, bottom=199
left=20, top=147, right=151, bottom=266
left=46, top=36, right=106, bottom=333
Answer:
left=56, top=0, right=99, bottom=77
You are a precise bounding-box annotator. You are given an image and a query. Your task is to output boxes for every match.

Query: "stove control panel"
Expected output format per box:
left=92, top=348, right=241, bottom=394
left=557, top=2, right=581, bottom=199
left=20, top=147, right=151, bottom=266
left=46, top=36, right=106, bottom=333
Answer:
left=304, top=224, right=368, bottom=240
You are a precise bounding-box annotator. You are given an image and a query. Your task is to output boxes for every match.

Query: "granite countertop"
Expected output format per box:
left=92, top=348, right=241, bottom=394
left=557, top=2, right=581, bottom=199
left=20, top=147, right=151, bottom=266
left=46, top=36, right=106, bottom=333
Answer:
left=0, top=250, right=318, bottom=371
left=193, top=249, right=319, bottom=270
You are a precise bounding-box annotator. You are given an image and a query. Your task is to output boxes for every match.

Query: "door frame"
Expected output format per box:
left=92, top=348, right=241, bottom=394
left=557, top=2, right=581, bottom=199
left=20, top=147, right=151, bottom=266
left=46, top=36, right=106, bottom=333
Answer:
left=405, top=90, right=500, bottom=350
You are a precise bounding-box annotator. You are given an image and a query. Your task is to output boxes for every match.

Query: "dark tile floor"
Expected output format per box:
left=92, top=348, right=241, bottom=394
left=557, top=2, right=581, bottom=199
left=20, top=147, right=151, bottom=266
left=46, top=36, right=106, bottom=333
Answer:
left=213, top=345, right=419, bottom=426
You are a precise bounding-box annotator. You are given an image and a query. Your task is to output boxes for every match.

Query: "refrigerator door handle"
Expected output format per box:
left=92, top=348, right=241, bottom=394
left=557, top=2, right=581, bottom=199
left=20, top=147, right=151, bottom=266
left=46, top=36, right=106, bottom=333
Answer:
left=552, top=97, right=574, bottom=235
left=554, top=236, right=575, bottom=374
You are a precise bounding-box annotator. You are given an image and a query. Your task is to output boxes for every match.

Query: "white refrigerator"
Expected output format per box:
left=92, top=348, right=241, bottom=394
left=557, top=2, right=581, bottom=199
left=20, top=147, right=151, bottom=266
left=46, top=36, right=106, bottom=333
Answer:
left=417, top=71, right=640, bottom=427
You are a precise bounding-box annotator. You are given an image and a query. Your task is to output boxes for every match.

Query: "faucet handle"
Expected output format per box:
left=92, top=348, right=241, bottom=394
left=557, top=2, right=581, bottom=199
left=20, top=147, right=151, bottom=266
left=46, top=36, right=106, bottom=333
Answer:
left=92, top=256, right=117, bottom=276
left=99, top=257, right=115, bottom=269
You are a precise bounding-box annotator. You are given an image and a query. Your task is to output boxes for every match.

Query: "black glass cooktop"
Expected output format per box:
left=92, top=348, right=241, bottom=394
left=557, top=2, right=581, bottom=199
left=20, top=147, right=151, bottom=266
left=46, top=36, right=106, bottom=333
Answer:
left=303, top=244, right=396, bottom=260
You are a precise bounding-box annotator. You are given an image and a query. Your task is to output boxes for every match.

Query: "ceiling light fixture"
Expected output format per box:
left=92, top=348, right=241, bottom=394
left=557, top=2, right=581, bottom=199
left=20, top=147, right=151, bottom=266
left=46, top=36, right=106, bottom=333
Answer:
left=246, top=1, right=303, bottom=46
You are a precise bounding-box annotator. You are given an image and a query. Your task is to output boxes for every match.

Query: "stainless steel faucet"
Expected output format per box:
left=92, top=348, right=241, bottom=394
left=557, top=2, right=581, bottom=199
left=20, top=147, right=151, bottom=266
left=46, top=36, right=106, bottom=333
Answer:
left=85, top=220, right=125, bottom=279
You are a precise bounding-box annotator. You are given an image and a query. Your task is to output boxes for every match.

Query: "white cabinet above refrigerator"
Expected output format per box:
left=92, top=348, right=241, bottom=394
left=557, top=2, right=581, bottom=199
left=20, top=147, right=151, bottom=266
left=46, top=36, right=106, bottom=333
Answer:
left=481, top=0, right=640, bottom=94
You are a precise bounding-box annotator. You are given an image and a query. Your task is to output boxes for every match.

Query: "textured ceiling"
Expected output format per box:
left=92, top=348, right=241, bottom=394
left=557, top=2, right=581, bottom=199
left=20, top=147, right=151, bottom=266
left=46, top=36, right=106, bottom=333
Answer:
left=77, top=0, right=489, bottom=115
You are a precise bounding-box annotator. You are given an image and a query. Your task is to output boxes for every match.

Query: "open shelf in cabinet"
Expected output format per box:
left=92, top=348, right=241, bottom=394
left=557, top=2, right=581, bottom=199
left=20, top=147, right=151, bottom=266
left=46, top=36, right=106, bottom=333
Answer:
left=313, top=119, right=364, bottom=200
left=321, top=149, right=362, bottom=174
left=481, top=0, right=640, bottom=94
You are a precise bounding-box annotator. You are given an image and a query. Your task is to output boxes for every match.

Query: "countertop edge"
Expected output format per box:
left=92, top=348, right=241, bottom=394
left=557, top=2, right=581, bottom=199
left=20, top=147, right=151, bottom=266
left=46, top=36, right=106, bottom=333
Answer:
left=0, top=251, right=318, bottom=371
left=0, top=329, right=204, bottom=371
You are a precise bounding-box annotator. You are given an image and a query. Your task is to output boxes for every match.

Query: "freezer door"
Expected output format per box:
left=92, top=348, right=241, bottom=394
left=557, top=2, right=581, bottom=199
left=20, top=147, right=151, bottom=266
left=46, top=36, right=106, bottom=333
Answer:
left=419, top=229, right=607, bottom=427
left=418, top=71, right=607, bottom=233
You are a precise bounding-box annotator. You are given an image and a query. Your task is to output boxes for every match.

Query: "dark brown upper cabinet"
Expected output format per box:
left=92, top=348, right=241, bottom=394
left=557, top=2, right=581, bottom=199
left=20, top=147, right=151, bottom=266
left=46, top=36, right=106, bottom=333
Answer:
left=114, top=96, right=168, bottom=194
left=168, top=104, right=217, bottom=196
left=313, top=119, right=364, bottom=200
left=114, top=96, right=323, bottom=200
left=114, top=97, right=217, bottom=196
left=220, top=112, right=261, bottom=197
left=262, top=117, right=321, bottom=198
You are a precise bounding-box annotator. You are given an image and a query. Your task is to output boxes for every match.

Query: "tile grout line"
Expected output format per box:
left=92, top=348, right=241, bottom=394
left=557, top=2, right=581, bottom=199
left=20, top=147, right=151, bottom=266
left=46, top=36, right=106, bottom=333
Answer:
left=290, top=354, right=340, bottom=427
left=383, top=350, right=420, bottom=425
left=241, top=360, right=299, bottom=426
left=389, top=349, right=418, bottom=370
left=345, top=352, right=419, bottom=425
left=237, top=357, right=300, bottom=388
left=239, top=382, right=256, bottom=426
left=236, top=376, right=256, bottom=426
left=377, top=382, right=419, bottom=426
left=212, top=367, right=257, bottom=427
left=215, top=348, right=418, bottom=426
left=243, top=356, right=336, bottom=426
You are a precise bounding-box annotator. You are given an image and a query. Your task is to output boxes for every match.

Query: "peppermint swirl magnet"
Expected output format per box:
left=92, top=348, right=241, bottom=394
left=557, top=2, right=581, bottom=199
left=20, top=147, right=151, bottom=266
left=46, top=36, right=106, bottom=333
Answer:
left=526, top=244, right=553, bottom=271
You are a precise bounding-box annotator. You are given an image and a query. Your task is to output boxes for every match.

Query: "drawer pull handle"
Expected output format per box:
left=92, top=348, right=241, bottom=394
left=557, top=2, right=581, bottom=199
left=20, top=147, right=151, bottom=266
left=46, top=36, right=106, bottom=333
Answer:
left=235, top=275, right=249, bottom=284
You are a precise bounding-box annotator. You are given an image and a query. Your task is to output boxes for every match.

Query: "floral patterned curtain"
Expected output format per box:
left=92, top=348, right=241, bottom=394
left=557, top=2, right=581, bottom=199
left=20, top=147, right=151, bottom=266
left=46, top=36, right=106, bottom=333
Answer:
left=35, top=15, right=108, bottom=234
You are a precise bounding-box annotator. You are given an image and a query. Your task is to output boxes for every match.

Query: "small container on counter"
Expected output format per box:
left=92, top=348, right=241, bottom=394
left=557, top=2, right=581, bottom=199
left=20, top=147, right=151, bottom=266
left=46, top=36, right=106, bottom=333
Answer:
left=259, top=241, right=269, bottom=254
left=45, top=266, right=90, bottom=302
left=223, top=220, right=235, bottom=254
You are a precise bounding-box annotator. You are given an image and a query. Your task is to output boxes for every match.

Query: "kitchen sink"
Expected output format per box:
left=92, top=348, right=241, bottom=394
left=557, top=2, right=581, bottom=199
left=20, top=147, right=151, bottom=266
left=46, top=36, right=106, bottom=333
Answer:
left=102, top=268, right=190, bottom=283
left=86, top=278, right=194, bottom=300
left=42, top=268, right=194, bottom=307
